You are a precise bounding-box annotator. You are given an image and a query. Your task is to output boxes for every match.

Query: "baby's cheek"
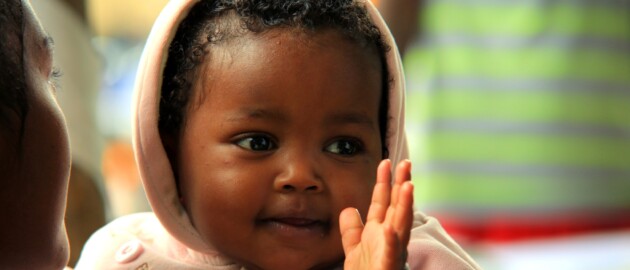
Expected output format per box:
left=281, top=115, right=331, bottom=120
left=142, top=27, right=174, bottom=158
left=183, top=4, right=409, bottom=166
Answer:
left=338, top=183, right=373, bottom=215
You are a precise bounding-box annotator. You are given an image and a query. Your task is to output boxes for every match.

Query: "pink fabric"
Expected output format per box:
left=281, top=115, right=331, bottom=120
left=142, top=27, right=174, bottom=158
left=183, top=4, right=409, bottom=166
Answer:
left=76, top=0, right=480, bottom=269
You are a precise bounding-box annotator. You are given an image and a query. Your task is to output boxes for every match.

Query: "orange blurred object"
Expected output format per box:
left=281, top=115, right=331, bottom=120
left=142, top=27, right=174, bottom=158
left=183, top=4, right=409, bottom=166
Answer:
left=102, top=140, right=140, bottom=191
left=101, top=140, right=151, bottom=217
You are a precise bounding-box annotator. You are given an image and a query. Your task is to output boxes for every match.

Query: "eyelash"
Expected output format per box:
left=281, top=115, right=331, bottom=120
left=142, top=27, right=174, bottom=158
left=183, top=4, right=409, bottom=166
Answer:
left=234, top=134, right=365, bottom=156
left=50, top=66, right=63, bottom=91
left=324, top=137, right=365, bottom=156
left=234, top=134, right=277, bottom=152
left=51, top=66, right=63, bottom=78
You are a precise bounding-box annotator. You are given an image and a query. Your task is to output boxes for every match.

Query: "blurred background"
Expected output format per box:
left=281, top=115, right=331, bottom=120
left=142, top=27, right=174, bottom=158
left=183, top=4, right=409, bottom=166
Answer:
left=31, top=0, right=630, bottom=268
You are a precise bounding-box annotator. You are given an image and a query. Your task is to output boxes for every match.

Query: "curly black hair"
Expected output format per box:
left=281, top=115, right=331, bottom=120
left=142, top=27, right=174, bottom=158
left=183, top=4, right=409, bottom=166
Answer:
left=159, top=0, right=391, bottom=156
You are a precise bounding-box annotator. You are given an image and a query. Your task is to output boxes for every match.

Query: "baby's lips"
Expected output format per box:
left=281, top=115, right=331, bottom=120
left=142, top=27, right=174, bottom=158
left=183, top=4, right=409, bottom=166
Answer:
left=268, top=217, right=322, bottom=227
left=260, top=197, right=330, bottom=223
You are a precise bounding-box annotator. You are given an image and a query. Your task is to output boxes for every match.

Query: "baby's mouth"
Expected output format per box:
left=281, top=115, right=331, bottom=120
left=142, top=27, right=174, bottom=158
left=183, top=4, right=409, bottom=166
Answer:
left=258, top=217, right=330, bottom=239
left=268, top=217, right=325, bottom=228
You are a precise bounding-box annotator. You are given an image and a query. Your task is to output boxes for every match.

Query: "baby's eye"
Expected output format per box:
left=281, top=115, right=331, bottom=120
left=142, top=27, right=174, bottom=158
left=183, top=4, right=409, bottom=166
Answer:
left=235, top=135, right=276, bottom=151
left=325, top=138, right=363, bottom=156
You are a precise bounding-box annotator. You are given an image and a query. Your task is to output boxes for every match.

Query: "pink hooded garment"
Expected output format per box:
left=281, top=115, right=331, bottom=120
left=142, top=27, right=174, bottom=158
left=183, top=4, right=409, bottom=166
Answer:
left=75, top=0, right=480, bottom=269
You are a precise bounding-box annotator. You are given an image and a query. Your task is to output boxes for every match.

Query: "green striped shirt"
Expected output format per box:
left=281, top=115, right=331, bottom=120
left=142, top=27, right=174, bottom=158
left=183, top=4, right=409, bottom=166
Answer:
left=405, top=0, right=630, bottom=217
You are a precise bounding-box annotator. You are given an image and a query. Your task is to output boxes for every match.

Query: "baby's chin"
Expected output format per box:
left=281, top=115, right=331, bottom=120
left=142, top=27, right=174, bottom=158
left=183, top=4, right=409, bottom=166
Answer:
left=238, top=252, right=344, bottom=270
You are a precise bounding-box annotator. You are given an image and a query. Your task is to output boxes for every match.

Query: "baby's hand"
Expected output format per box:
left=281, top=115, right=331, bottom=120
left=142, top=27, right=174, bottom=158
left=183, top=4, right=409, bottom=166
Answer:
left=340, top=160, right=414, bottom=270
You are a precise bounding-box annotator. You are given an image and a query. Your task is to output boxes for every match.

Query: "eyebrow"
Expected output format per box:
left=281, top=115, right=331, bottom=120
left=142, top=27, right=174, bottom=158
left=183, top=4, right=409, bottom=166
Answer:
left=225, top=108, right=287, bottom=123
left=225, top=108, right=376, bottom=130
left=325, top=112, right=377, bottom=130
left=43, top=36, right=55, bottom=52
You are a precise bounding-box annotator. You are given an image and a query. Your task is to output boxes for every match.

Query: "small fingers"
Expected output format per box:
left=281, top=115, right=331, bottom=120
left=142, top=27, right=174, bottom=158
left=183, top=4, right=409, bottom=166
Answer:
left=385, top=160, right=412, bottom=225
left=390, top=160, right=412, bottom=208
left=339, top=208, right=364, bottom=255
left=392, top=181, right=414, bottom=246
left=366, top=159, right=392, bottom=223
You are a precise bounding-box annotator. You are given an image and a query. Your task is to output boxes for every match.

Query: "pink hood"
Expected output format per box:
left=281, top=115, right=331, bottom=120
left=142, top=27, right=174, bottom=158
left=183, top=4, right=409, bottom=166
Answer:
left=132, top=0, right=408, bottom=254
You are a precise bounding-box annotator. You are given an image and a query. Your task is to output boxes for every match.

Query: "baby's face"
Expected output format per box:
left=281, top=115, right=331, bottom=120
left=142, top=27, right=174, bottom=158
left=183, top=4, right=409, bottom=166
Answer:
left=176, top=29, right=383, bottom=270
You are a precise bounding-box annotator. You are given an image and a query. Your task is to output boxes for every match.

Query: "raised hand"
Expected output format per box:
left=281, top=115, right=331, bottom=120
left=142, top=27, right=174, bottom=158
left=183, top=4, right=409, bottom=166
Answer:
left=340, top=159, right=414, bottom=270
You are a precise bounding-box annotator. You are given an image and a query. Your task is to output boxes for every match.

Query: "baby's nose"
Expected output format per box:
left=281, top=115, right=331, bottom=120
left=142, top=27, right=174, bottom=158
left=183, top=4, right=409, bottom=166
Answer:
left=273, top=157, right=324, bottom=193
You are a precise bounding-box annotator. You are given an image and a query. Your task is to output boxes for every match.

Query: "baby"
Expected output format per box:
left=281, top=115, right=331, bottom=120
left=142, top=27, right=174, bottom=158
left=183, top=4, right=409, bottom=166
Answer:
left=76, top=0, right=479, bottom=269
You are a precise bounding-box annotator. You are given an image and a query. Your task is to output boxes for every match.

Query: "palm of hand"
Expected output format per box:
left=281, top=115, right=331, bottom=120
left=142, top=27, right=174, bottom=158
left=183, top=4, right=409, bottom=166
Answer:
left=343, top=217, right=403, bottom=269
left=340, top=160, right=413, bottom=270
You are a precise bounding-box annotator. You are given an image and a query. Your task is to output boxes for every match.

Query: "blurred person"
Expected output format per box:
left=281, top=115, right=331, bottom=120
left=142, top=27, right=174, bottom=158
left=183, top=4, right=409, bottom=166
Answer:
left=0, top=0, right=71, bottom=268
left=377, top=0, right=630, bottom=245
left=30, top=0, right=107, bottom=266
left=370, top=0, right=421, bottom=55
